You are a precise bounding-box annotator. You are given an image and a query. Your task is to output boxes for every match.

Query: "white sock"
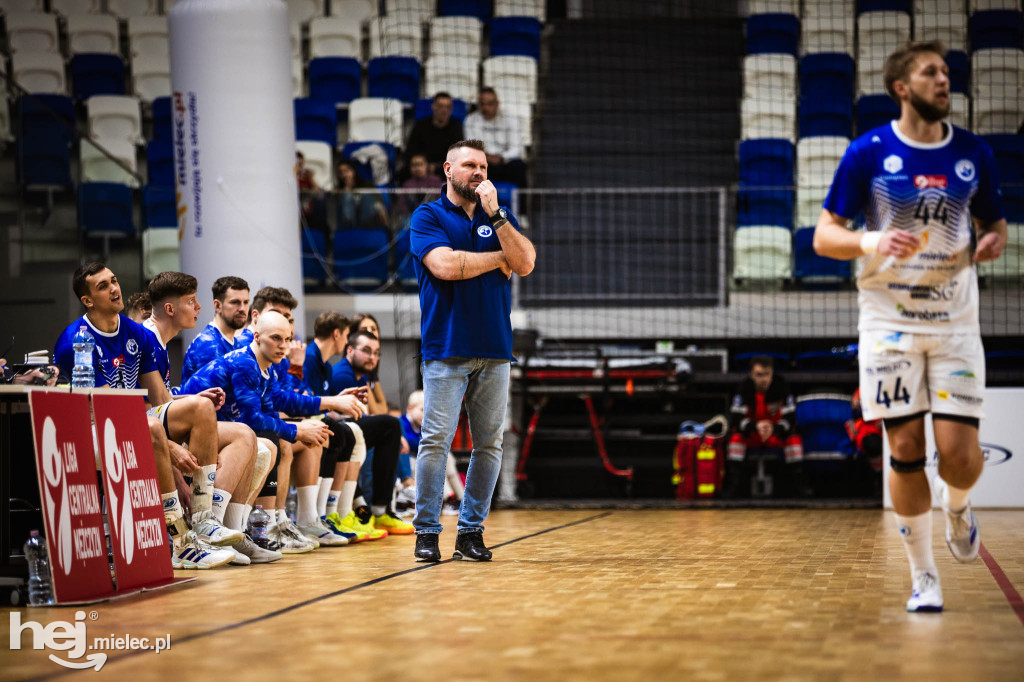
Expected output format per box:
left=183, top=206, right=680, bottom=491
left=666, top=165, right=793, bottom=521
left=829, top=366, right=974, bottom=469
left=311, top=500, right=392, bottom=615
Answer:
left=941, top=480, right=971, bottom=513
left=371, top=504, right=386, bottom=517
left=297, top=485, right=319, bottom=525
left=211, top=488, right=231, bottom=523
left=895, top=512, right=938, bottom=575
left=241, top=504, right=252, bottom=528
left=317, top=477, right=334, bottom=517
left=162, top=491, right=183, bottom=522
left=353, top=495, right=367, bottom=509
left=191, top=463, right=217, bottom=515
left=326, top=490, right=341, bottom=516
left=223, top=502, right=246, bottom=531
left=276, top=509, right=289, bottom=525
left=338, top=481, right=357, bottom=518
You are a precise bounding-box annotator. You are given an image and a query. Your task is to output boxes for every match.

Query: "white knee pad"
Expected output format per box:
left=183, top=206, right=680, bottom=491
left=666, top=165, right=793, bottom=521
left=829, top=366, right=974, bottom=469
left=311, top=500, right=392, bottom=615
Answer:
left=348, top=422, right=366, bottom=464
left=248, top=439, right=274, bottom=499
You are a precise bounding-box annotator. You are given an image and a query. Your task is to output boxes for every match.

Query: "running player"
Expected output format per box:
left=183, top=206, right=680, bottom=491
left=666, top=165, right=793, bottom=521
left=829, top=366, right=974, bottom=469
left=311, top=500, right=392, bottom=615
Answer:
left=813, top=41, right=1007, bottom=612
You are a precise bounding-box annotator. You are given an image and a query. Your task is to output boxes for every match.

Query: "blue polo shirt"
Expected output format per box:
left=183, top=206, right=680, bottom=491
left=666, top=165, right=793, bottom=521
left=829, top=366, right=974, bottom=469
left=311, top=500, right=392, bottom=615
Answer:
left=329, top=356, right=368, bottom=394
left=304, top=342, right=333, bottom=397
left=410, top=189, right=520, bottom=361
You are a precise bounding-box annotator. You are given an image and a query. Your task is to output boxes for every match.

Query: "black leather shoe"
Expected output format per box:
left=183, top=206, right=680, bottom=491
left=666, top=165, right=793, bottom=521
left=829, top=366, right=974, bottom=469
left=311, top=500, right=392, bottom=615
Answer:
left=414, top=533, right=441, bottom=562
left=453, top=531, right=492, bottom=561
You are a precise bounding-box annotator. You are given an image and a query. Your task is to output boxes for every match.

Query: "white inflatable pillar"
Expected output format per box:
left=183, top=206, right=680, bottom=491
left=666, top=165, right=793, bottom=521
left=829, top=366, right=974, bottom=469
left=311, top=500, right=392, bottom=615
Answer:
left=169, top=0, right=305, bottom=337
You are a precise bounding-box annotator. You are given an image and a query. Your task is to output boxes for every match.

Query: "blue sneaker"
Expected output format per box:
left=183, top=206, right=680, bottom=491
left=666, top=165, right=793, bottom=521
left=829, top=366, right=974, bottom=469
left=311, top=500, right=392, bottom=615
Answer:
left=321, top=514, right=359, bottom=543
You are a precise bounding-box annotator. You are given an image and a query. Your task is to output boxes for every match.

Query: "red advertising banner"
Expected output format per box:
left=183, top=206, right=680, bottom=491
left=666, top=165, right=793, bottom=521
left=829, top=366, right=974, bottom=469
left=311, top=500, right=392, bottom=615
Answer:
left=28, top=391, right=116, bottom=604
left=92, top=394, right=177, bottom=592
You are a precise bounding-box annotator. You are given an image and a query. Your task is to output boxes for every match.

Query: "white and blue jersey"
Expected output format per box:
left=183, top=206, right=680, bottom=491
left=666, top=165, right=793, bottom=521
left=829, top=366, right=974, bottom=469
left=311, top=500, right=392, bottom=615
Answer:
left=181, top=322, right=245, bottom=383
left=824, top=121, right=1003, bottom=333
left=54, top=314, right=158, bottom=389
left=142, top=318, right=172, bottom=391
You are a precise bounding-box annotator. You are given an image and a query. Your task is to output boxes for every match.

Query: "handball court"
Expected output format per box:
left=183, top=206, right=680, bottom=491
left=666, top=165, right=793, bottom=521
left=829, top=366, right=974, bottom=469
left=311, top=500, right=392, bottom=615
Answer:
left=3, top=508, right=1023, bottom=681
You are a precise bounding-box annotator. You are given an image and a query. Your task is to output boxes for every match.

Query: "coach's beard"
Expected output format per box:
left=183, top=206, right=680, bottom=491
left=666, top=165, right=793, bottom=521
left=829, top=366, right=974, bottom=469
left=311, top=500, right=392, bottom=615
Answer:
left=910, top=91, right=949, bottom=123
left=451, top=177, right=478, bottom=203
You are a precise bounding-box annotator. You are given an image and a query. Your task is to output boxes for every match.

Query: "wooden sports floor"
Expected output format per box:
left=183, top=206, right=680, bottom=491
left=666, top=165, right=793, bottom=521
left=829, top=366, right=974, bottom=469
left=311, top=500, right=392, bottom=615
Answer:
left=4, top=508, right=1024, bottom=681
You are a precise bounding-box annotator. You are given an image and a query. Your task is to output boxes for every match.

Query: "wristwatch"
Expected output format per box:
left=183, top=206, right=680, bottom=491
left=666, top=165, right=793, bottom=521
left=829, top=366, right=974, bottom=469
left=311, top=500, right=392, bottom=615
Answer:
left=489, top=207, right=509, bottom=226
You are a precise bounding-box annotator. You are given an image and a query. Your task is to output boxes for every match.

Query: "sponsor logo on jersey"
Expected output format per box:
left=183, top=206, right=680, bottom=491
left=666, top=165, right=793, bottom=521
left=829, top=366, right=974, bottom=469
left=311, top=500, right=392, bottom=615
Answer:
left=896, top=304, right=950, bottom=322
left=914, top=174, right=947, bottom=189
left=954, top=159, right=975, bottom=182
left=883, top=155, right=903, bottom=173
left=477, top=225, right=493, bottom=238
left=950, top=370, right=976, bottom=378
left=112, top=355, right=125, bottom=368
left=936, top=389, right=982, bottom=405
left=865, top=360, right=912, bottom=376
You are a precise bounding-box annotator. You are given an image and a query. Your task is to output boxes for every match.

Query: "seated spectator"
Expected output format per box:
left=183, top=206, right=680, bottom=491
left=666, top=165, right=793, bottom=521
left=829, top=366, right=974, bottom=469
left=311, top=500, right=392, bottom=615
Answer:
left=395, top=389, right=422, bottom=515
left=846, top=387, right=883, bottom=496
left=398, top=153, right=442, bottom=216
left=724, top=355, right=809, bottom=498
left=336, top=159, right=389, bottom=231
left=405, top=91, right=464, bottom=176
left=124, top=291, right=152, bottom=323
left=296, top=151, right=328, bottom=234
left=464, top=87, right=527, bottom=187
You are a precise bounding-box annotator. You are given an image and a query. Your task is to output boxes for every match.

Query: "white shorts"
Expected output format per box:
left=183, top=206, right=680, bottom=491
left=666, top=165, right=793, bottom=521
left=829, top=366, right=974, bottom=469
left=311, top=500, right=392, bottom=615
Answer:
left=146, top=401, right=173, bottom=437
left=858, top=330, right=985, bottom=422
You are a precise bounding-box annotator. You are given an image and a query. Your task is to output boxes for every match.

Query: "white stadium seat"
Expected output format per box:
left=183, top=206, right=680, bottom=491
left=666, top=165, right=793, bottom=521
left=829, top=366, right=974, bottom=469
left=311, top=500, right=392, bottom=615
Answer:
left=482, top=55, right=537, bottom=105
left=368, top=15, right=422, bottom=59
left=285, top=0, right=324, bottom=25
left=128, top=16, right=169, bottom=58
left=87, top=95, right=143, bottom=145
left=493, top=0, right=545, bottom=21
left=142, top=228, right=181, bottom=280
left=382, top=0, right=433, bottom=26
left=66, top=13, right=121, bottom=55
left=12, top=50, right=67, bottom=94
left=107, top=0, right=159, bottom=19
left=743, top=54, right=796, bottom=101
left=948, top=92, right=969, bottom=128
left=797, top=136, right=848, bottom=188
left=741, top=97, right=796, bottom=143
left=330, top=0, right=377, bottom=24
left=978, top=224, right=1024, bottom=278
left=310, top=16, right=363, bottom=59
left=50, top=0, right=102, bottom=16
left=4, top=12, right=59, bottom=54
left=295, top=140, right=334, bottom=190
left=425, top=55, right=478, bottom=103
left=796, top=186, right=829, bottom=228
left=81, top=136, right=140, bottom=187
left=347, top=97, right=404, bottom=147
left=801, top=16, right=854, bottom=56
left=429, top=16, right=482, bottom=61
left=734, top=226, right=792, bottom=280
left=131, top=51, right=171, bottom=103
left=913, top=10, right=967, bottom=51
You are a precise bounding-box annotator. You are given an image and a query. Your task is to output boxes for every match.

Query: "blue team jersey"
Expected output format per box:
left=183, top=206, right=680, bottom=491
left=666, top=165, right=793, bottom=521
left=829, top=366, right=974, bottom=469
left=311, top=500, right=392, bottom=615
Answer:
left=329, top=357, right=368, bottom=394
left=54, top=314, right=158, bottom=389
left=304, top=343, right=333, bottom=397
left=142, top=318, right=172, bottom=391
left=181, top=322, right=245, bottom=383
left=823, top=121, right=1003, bottom=333
left=399, top=414, right=421, bottom=457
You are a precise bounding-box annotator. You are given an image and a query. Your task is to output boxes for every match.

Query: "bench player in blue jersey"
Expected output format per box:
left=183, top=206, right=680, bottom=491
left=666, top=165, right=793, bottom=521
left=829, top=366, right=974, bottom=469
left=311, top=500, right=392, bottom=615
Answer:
left=181, top=276, right=251, bottom=384
left=182, top=310, right=368, bottom=551
left=53, top=263, right=235, bottom=570
left=814, top=41, right=1007, bottom=613
left=144, top=271, right=282, bottom=565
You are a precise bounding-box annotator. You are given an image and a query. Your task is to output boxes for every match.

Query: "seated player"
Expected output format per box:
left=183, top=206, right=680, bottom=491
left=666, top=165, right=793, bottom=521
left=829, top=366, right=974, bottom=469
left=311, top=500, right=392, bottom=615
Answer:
left=182, top=276, right=250, bottom=384
left=846, top=388, right=884, bottom=497
left=123, top=291, right=152, bottom=323
left=724, top=356, right=808, bottom=498
left=395, top=390, right=423, bottom=515
left=53, top=263, right=233, bottom=570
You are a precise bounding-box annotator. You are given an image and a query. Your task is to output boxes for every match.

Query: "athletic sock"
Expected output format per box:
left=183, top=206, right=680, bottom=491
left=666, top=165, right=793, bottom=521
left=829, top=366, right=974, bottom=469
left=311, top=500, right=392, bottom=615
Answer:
left=276, top=509, right=289, bottom=526
left=326, top=490, right=341, bottom=516
left=191, top=463, right=217, bottom=515
left=338, top=480, right=357, bottom=518
left=211, top=488, right=231, bottom=523
left=162, top=491, right=184, bottom=524
left=317, top=477, right=334, bottom=517
left=941, top=481, right=971, bottom=513
left=223, top=502, right=246, bottom=531
left=241, top=504, right=253, bottom=530
left=895, top=512, right=938, bottom=575
left=371, top=504, right=386, bottom=517
left=297, top=485, right=319, bottom=525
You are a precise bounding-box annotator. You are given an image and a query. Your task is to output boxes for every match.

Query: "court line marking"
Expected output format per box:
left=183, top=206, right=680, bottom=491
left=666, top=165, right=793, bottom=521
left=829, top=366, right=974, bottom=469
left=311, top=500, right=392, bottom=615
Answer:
left=979, top=542, right=1024, bottom=628
left=26, top=511, right=612, bottom=681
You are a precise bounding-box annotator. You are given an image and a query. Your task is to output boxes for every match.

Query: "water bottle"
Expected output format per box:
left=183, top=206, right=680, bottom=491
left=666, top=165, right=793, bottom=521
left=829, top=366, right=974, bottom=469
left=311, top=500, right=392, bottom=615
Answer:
left=285, top=486, right=298, bottom=522
left=247, top=505, right=271, bottom=549
left=23, top=530, right=54, bottom=606
left=72, top=325, right=95, bottom=388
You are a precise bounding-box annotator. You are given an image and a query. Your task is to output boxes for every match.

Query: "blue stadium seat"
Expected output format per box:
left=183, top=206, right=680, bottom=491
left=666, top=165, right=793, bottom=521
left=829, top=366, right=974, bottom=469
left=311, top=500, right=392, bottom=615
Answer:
left=393, top=227, right=418, bottom=289
left=341, top=141, right=397, bottom=186
left=334, top=228, right=390, bottom=290
left=946, top=50, right=969, bottom=94
left=302, top=228, right=329, bottom=284
left=439, top=0, right=490, bottom=21
left=1002, top=185, right=1024, bottom=223
left=79, top=182, right=134, bottom=235
left=745, top=13, right=799, bottom=57
left=152, top=96, right=172, bottom=140
left=733, top=351, right=790, bottom=371
left=793, top=227, right=851, bottom=286
left=146, top=138, right=174, bottom=188
left=414, top=96, right=467, bottom=121
left=738, top=139, right=795, bottom=186
left=855, top=0, right=910, bottom=12
left=799, top=96, right=853, bottom=138
left=799, top=53, right=855, bottom=100
left=737, top=187, right=794, bottom=227
left=969, top=10, right=1024, bottom=51
left=493, top=180, right=517, bottom=206
left=855, top=94, right=899, bottom=136
left=984, top=134, right=1024, bottom=184
left=142, top=185, right=176, bottom=228
left=490, top=16, right=542, bottom=60
left=986, top=350, right=1024, bottom=370
left=19, top=94, right=75, bottom=143
left=70, top=53, right=126, bottom=100
left=295, top=97, right=338, bottom=146
left=308, top=57, right=363, bottom=106
left=796, top=393, right=853, bottom=469
left=367, top=56, right=421, bottom=104
left=794, top=350, right=854, bottom=372
left=17, top=133, right=73, bottom=189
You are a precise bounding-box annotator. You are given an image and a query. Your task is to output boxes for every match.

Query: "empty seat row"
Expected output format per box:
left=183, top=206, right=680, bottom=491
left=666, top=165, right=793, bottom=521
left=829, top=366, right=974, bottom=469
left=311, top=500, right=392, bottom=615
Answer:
left=9, top=50, right=170, bottom=102
left=300, top=226, right=418, bottom=291
left=0, top=0, right=164, bottom=19
left=284, top=0, right=546, bottom=25
left=4, top=12, right=169, bottom=57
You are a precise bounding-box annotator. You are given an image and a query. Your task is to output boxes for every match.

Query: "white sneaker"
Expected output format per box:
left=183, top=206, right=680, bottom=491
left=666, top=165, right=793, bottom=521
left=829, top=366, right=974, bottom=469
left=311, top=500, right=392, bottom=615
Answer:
left=234, top=534, right=283, bottom=564
left=227, top=545, right=251, bottom=566
left=173, top=531, right=235, bottom=570
left=268, top=523, right=316, bottom=554
left=193, top=510, right=244, bottom=547
left=297, top=518, right=349, bottom=546
left=933, top=477, right=980, bottom=563
left=281, top=518, right=321, bottom=548
left=906, top=570, right=943, bottom=613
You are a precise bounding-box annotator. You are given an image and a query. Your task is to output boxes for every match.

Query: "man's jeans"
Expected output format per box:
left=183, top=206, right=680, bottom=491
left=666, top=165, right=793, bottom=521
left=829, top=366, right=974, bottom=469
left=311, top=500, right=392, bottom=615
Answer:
left=414, top=358, right=510, bottom=535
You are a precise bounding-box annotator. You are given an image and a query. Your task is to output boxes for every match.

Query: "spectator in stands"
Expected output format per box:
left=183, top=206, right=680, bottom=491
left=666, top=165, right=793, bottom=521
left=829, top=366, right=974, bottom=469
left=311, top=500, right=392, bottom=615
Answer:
left=124, top=291, right=152, bottom=323
left=182, top=276, right=250, bottom=383
left=296, top=151, right=327, bottom=234
left=464, top=87, right=527, bottom=187
left=724, top=356, right=808, bottom=498
left=846, top=387, right=883, bottom=497
left=406, top=91, right=464, bottom=176
left=336, top=159, right=389, bottom=231
left=398, top=153, right=442, bottom=215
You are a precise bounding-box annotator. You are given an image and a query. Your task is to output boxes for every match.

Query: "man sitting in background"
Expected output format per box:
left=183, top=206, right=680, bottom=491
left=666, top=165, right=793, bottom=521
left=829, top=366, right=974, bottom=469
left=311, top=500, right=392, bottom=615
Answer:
left=464, top=87, right=527, bottom=187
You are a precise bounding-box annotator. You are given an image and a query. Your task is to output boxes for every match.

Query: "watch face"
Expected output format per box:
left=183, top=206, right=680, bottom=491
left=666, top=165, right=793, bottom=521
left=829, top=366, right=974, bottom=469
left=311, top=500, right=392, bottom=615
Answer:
left=498, top=208, right=508, bottom=219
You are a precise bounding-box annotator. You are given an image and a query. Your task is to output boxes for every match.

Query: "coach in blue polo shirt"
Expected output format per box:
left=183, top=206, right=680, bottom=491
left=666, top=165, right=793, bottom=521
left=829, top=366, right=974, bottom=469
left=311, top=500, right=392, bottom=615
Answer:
left=409, top=139, right=535, bottom=563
